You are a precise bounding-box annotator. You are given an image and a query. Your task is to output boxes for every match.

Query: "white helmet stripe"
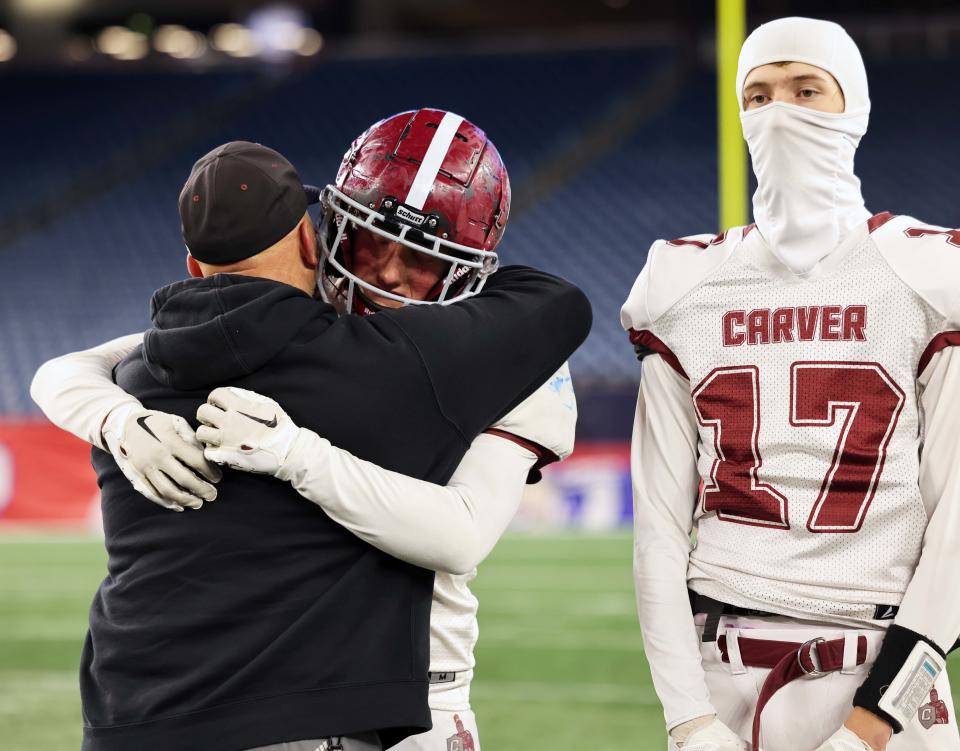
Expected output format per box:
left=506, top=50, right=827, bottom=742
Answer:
left=404, top=112, right=465, bottom=210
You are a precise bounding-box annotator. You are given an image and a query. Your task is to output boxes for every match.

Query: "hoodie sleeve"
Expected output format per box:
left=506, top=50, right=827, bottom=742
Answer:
left=381, top=265, right=592, bottom=440
left=30, top=333, right=145, bottom=450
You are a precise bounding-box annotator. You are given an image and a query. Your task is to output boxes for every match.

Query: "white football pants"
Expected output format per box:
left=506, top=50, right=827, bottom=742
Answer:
left=699, top=617, right=960, bottom=751
left=393, top=672, right=481, bottom=751
left=244, top=733, right=381, bottom=750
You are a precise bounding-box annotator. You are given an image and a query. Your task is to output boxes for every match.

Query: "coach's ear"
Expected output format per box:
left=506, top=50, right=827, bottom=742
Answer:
left=298, top=214, right=318, bottom=270
left=186, top=253, right=204, bottom=278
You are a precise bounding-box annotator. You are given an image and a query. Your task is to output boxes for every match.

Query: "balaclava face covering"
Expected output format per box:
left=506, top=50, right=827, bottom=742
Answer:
left=737, top=17, right=871, bottom=274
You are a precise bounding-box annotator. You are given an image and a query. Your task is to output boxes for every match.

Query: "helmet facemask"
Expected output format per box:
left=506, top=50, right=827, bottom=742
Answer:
left=317, top=185, right=500, bottom=315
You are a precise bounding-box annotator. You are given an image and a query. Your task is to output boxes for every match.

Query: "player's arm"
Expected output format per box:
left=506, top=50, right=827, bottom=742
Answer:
left=31, top=333, right=144, bottom=449
left=196, top=364, right=576, bottom=574
left=29, top=334, right=220, bottom=510
left=631, top=355, right=728, bottom=740
left=842, top=219, right=960, bottom=747
left=843, top=346, right=960, bottom=744
left=620, top=244, right=744, bottom=748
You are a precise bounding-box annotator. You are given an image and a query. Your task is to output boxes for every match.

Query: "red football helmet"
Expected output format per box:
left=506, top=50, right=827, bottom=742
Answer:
left=318, top=108, right=511, bottom=313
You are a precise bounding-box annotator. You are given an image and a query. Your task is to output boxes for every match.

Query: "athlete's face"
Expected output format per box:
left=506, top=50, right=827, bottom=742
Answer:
left=350, top=228, right=447, bottom=308
left=742, top=62, right=845, bottom=113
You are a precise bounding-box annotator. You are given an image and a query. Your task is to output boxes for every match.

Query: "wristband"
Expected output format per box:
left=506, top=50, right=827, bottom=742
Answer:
left=853, top=624, right=946, bottom=733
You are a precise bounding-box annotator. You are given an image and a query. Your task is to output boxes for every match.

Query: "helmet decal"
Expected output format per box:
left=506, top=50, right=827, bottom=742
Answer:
left=404, top=112, right=465, bottom=210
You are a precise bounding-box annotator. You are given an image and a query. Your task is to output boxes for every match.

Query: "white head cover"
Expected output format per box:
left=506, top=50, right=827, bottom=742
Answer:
left=737, top=17, right=872, bottom=273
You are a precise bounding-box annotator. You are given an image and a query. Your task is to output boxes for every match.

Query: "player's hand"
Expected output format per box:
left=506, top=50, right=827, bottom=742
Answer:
left=668, top=715, right=747, bottom=751
left=101, top=403, right=222, bottom=511
left=814, top=726, right=881, bottom=751
left=197, top=387, right=300, bottom=476
left=491, top=362, right=577, bottom=461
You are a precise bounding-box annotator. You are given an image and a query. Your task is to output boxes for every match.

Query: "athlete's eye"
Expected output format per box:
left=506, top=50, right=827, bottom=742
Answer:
left=750, top=94, right=768, bottom=106
left=798, top=88, right=819, bottom=99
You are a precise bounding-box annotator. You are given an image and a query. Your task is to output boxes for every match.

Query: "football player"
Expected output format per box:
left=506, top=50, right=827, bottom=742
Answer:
left=621, top=17, right=960, bottom=751
left=32, top=110, right=582, bottom=750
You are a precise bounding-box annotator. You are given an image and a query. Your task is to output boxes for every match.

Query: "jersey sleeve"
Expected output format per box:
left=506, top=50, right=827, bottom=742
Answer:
left=873, top=215, right=960, bottom=332
left=486, top=362, right=577, bottom=483
left=277, top=429, right=535, bottom=574
left=892, top=345, right=960, bottom=650
left=381, top=265, right=592, bottom=441
left=620, top=233, right=739, bottom=379
left=631, top=354, right=716, bottom=729
left=620, top=242, right=657, bottom=333
left=30, top=333, right=146, bottom=450
left=621, top=240, right=686, bottom=378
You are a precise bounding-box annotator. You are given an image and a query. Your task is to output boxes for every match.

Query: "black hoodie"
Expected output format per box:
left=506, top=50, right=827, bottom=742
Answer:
left=81, top=266, right=591, bottom=751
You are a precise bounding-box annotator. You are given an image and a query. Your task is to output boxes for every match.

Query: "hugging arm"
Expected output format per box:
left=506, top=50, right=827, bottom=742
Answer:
left=30, top=333, right=144, bottom=450
left=30, top=334, right=221, bottom=510
left=282, top=430, right=534, bottom=574
left=198, top=364, right=577, bottom=574
left=31, top=334, right=576, bottom=573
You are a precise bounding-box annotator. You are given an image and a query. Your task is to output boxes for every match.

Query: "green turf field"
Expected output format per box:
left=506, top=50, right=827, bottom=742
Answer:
left=1, top=533, right=957, bottom=749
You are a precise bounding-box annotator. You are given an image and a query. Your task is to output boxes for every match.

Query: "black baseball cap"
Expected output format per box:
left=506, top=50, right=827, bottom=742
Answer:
left=179, top=141, right=321, bottom=265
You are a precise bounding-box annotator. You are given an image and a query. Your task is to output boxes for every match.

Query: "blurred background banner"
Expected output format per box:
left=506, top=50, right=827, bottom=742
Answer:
left=0, top=422, right=98, bottom=527
left=516, top=443, right=633, bottom=531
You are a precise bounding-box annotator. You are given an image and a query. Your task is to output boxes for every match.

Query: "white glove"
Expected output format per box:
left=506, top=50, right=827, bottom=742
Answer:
left=491, top=362, right=577, bottom=461
left=813, top=727, right=876, bottom=751
left=197, top=387, right=301, bottom=476
left=669, top=716, right=747, bottom=751
left=101, top=403, right=222, bottom=511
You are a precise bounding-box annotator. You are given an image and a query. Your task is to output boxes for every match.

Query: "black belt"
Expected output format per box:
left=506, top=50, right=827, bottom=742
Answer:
left=688, top=590, right=905, bottom=644
left=689, top=590, right=781, bottom=643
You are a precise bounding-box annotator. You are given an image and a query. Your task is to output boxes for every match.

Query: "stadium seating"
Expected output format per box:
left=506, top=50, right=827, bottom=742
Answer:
left=3, top=51, right=959, bottom=424
left=0, top=71, right=256, bottom=223
left=0, top=46, right=667, bottom=415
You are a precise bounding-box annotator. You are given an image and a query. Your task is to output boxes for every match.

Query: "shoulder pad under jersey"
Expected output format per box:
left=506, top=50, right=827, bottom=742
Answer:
left=870, top=213, right=960, bottom=327
left=620, top=228, right=743, bottom=332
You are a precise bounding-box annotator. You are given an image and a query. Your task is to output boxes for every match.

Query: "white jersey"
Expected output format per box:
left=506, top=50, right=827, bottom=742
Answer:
left=622, top=214, right=960, bottom=624
left=430, top=571, right=479, bottom=676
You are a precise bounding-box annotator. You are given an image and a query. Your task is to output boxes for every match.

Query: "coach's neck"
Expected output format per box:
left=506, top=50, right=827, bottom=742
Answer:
left=186, top=213, right=318, bottom=296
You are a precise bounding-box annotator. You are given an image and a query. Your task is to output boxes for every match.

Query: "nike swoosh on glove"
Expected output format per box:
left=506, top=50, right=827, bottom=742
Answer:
left=101, top=403, right=222, bottom=511
left=669, top=716, right=748, bottom=751
left=491, top=361, right=577, bottom=462
left=813, top=727, right=876, bottom=751
left=197, top=387, right=300, bottom=476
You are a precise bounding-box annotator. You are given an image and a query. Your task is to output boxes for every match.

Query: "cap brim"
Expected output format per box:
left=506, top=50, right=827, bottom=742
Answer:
left=303, top=184, right=321, bottom=205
